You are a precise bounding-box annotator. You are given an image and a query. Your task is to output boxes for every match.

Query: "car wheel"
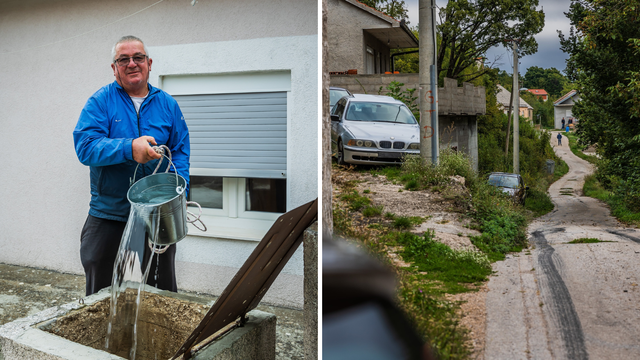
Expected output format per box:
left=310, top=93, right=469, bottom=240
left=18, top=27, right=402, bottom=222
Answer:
left=337, top=139, right=346, bottom=165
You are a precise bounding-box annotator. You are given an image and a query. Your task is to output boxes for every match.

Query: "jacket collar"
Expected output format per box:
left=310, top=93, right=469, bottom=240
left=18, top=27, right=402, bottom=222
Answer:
left=113, top=81, right=160, bottom=98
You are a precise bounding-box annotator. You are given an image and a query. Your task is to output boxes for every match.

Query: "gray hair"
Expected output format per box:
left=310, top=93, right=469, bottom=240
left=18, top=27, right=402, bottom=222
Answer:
left=111, top=35, right=150, bottom=60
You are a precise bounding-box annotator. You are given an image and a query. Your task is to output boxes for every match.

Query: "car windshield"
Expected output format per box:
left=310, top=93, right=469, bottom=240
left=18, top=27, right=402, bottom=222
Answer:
left=344, top=102, right=417, bottom=124
left=330, top=90, right=350, bottom=107
left=488, top=175, right=519, bottom=188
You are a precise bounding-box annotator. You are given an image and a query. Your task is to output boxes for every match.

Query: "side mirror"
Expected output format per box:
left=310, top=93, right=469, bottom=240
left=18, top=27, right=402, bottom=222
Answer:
left=330, top=114, right=339, bottom=122
left=525, top=186, right=530, bottom=191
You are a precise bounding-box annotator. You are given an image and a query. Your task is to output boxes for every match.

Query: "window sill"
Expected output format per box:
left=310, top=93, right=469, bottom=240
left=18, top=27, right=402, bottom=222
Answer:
left=186, top=216, right=275, bottom=242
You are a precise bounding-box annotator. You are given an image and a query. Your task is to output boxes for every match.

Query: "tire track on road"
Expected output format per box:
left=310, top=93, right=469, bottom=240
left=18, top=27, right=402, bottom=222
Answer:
left=531, top=229, right=589, bottom=360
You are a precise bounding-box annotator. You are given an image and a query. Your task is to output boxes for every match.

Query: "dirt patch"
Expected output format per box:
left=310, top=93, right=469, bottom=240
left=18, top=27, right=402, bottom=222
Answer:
left=446, top=283, right=489, bottom=360
left=46, top=290, right=209, bottom=360
left=334, top=169, right=480, bottom=251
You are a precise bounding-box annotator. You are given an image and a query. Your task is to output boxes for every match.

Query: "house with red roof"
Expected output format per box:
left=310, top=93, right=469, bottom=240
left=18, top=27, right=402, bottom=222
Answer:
left=527, top=89, right=548, bottom=102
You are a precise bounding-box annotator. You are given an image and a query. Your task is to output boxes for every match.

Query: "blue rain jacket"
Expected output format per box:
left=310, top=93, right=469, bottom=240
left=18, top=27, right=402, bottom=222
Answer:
left=73, top=81, right=190, bottom=222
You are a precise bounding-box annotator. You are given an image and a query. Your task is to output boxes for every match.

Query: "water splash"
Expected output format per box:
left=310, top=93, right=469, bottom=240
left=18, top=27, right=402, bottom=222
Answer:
left=105, top=203, right=161, bottom=360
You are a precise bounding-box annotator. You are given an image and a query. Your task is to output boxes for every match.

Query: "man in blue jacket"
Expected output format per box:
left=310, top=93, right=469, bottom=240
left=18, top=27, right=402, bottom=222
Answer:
left=73, top=36, right=190, bottom=296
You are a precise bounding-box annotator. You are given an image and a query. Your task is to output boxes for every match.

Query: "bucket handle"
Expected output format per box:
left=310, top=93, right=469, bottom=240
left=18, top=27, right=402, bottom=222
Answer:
left=130, top=145, right=181, bottom=190
left=187, top=201, right=207, bottom=232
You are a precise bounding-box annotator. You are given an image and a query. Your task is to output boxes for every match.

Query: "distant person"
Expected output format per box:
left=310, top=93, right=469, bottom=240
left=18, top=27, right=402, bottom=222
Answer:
left=561, top=117, right=565, bottom=129
left=557, top=132, right=562, bottom=146
left=568, top=118, right=573, bottom=125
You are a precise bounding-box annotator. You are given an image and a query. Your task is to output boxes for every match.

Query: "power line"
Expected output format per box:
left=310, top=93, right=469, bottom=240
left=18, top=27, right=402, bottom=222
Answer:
left=0, top=0, right=166, bottom=56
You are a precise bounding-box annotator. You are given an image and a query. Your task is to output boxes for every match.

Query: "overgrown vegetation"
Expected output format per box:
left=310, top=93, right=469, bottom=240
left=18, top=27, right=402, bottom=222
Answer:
left=563, top=132, right=640, bottom=226
left=378, top=81, right=419, bottom=118
left=565, top=132, right=598, bottom=164
left=332, top=149, right=542, bottom=358
left=583, top=174, right=640, bottom=226
left=560, top=0, right=640, bottom=213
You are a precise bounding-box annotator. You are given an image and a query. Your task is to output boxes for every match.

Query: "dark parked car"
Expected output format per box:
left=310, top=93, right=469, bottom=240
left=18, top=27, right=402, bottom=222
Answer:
left=487, top=172, right=529, bottom=204
left=330, top=94, right=420, bottom=165
left=330, top=86, right=352, bottom=110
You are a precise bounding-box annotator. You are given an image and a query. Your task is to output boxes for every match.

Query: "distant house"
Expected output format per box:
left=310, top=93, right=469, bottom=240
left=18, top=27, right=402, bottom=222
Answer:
left=327, top=0, right=418, bottom=74
left=527, top=89, right=548, bottom=101
left=554, top=90, right=580, bottom=129
left=497, top=85, right=534, bottom=121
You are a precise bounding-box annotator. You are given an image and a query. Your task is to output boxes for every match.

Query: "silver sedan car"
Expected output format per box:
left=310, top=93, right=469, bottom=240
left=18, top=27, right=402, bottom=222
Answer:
left=331, top=93, right=420, bottom=165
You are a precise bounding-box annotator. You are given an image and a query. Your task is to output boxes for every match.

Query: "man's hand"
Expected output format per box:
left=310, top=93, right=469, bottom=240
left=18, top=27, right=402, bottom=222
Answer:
left=132, top=136, right=162, bottom=164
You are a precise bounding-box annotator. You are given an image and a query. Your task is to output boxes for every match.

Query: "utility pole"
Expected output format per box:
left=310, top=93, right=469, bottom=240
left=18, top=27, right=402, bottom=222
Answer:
left=512, top=41, right=520, bottom=174
left=419, top=0, right=438, bottom=164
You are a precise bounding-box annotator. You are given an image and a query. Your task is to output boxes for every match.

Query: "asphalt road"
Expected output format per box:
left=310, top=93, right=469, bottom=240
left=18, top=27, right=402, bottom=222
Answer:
left=485, top=132, right=640, bottom=359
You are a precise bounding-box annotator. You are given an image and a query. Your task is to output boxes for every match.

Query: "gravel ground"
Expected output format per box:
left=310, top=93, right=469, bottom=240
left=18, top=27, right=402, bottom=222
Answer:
left=0, top=263, right=303, bottom=359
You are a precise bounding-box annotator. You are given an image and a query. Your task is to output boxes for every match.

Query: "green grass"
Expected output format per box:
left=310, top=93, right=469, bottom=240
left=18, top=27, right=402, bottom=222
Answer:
left=340, top=190, right=371, bottom=211
left=583, top=174, right=640, bottom=225
left=392, top=215, right=424, bottom=229
left=389, top=230, right=492, bottom=293
left=565, top=132, right=599, bottom=164
left=332, top=199, right=474, bottom=358
left=567, top=238, right=614, bottom=244
left=362, top=205, right=383, bottom=217
left=524, top=188, right=555, bottom=217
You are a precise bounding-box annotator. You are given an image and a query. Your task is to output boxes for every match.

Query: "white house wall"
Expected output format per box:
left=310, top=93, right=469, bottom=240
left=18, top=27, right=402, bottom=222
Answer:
left=0, top=0, right=317, bottom=309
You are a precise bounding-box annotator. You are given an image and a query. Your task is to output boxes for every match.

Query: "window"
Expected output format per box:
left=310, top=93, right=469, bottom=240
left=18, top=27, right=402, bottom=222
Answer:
left=366, top=46, right=375, bottom=74
left=332, top=97, right=347, bottom=118
left=164, top=72, right=291, bottom=239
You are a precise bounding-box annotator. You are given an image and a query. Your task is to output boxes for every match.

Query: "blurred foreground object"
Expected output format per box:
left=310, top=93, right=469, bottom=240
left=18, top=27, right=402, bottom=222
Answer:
left=323, top=236, right=436, bottom=360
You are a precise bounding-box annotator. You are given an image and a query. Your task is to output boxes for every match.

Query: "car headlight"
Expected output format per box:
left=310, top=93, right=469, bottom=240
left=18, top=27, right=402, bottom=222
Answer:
left=347, top=139, right=376, bottom=147
left=408, top=143, right=419, bottom=150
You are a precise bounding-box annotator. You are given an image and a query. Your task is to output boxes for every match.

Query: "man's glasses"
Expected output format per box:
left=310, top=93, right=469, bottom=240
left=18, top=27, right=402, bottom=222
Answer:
left=113, top=55, right=148, bottom=67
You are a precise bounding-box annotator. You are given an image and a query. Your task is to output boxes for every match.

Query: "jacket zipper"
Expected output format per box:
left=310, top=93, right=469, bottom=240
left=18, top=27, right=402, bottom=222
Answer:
left=123, top=85, right=153, bottom=180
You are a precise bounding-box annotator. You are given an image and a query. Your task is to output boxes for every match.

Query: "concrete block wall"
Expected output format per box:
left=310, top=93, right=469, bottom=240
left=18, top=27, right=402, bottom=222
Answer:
left=330, top=74, right=486, bottom=116
left=440, top=116, right=479, bottom=172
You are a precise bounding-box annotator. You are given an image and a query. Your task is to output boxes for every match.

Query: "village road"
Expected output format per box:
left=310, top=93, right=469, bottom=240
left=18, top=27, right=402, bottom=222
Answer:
left=484, top=132, right=640, bottom=360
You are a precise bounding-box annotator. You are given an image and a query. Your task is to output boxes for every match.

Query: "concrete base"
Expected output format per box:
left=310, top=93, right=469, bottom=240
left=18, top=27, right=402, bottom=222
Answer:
left=192, top=311, right=275, bottom=360
left=0, top=287, right=276, bottom=360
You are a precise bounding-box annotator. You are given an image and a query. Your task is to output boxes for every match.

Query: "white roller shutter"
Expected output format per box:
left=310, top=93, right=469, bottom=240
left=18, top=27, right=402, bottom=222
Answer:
left=174, top=92, right=287, bottom=179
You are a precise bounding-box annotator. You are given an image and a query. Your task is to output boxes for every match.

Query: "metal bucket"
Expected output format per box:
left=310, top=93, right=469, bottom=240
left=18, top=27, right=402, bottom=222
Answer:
left=127, top=171, right=188, bottom=246
left=126, top=146, right=206, bottom=251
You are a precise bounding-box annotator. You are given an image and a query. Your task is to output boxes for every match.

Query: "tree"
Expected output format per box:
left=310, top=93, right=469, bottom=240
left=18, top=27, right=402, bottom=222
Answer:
left=522, top=66, right=567, bottom=96
left=437, top=0, right=545, bottom=82
left=359, top=0, right=409, bottom=22
left=559, top=0, right=640, bottom=208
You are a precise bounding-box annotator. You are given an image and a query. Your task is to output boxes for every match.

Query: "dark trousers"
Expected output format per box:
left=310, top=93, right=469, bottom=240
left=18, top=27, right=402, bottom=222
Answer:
left=80, top=214, right=177, bottom=296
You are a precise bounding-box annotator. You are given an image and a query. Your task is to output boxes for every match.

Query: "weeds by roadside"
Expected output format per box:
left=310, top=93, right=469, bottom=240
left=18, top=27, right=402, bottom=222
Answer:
left=332, top=149, right=535, bottom=358
left=584, top=174, right=640, bottom=225
left=563, top=133, right=640, bottom=226
left=565, top=132, right=599, bottom=164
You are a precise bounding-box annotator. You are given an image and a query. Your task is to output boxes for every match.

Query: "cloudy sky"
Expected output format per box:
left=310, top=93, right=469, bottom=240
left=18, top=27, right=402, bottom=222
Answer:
left=403, top=0, right=573, bottom=75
